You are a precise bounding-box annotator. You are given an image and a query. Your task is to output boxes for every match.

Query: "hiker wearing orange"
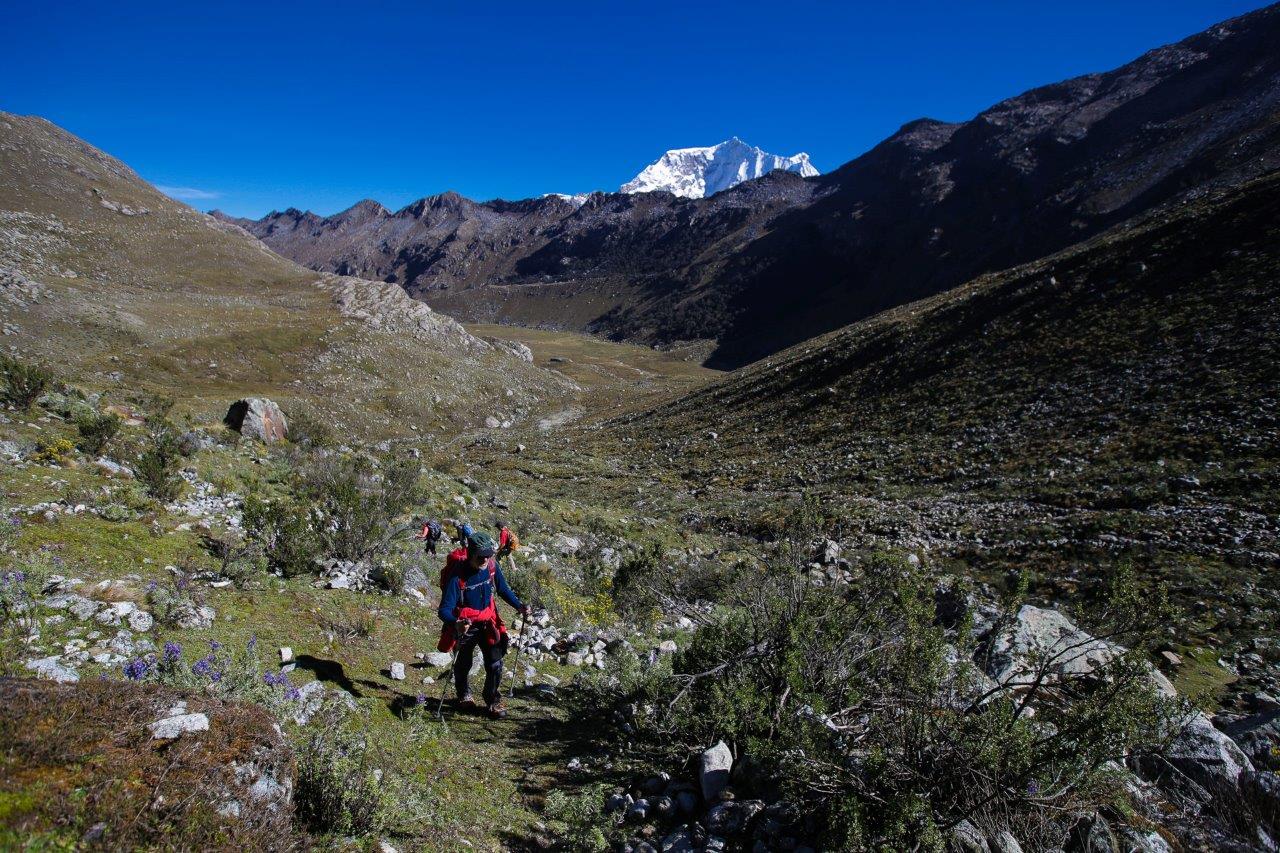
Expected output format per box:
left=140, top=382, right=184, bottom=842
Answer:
left=436, top=526, right=526, bottom=719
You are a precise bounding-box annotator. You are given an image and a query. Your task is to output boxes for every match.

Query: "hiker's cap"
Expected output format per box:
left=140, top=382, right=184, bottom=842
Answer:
left=467, top=530, right=497, bottom=558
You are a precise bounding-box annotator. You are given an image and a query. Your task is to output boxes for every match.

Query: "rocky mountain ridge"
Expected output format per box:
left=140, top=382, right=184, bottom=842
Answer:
left=225, top=4, right=1280, bottom=368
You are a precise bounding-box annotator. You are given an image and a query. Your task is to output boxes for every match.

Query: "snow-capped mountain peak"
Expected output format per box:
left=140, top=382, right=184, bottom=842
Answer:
left=541, top=192, right=592, bottom=207
left=621, top=137, right=819, bottom=199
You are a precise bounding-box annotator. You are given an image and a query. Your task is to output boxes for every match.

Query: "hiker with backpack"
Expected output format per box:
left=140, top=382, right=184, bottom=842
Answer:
left=436, top=525, right=527, bottom=719
left=414, top=518, right=444, bottom=554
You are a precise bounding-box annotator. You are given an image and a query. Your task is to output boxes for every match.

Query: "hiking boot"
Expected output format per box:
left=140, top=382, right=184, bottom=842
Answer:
left=456, top=696, right=479, bottom=713
left=487, top=701, right=508, bottom=720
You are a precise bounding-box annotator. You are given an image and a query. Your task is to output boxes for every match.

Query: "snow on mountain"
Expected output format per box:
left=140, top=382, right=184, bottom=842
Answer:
left=542, top=192, right=593, bottom=207
left=620, top=137, right=819, bottom=199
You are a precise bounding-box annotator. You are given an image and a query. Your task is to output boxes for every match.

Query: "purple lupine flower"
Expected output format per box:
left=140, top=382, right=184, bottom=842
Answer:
left=1026, top=780, right=1040, bottom=796
left=285, top=686, right=301, bottom=701
left=210, top=671, right=223, bottom=683
left=209, top=640, right=222, bottom=651
left=146, top=580, right=158, bottom=593
left=191, top=656, right=214, bottom=677
left=123, top=658, right=150, bottom=680
left=416, top=694, right=428, bottom=706
left=163, top=641, right=182, bottom=663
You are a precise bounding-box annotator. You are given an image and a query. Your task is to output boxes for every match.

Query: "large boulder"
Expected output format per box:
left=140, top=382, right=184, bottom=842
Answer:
left=1133, top=710, right=1254, bottom=801
left=948, top=819, right=990, bottom=853
left=705, top=799, right=765, bottom=837
left=1221, top=709, right=1280, bottom=770
left=224, top=398, right=288, bottom=443
left=700, top=740, right=733, bottom=801
left=982, top=605, right=1176, bottom=697
left=984, top=605, right=1122, bottom=686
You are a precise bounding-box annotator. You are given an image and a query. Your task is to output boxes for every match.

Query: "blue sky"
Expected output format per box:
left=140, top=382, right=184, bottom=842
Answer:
left=3, top=1, right=1267, bottom=218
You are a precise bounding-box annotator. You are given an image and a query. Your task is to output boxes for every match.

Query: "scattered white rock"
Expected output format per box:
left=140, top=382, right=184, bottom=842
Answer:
left=93, top=457, right=133, bottom=478
left=148, top=712, right=209, bottom=740
left=424, top=651, right=453, bottom=668
left=24, top=656, right=79, bottom=683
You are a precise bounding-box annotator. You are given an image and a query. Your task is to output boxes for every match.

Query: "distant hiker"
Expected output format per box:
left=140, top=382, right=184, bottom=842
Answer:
left=437, top=528, right=527, bottom=719
left=496, top=523, right=519, bottom=560
left=414, top=518, right=444, bottom=555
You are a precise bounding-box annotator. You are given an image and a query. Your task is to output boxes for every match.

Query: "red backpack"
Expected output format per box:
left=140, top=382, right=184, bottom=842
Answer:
left=436, top=548, right=507, bottom=652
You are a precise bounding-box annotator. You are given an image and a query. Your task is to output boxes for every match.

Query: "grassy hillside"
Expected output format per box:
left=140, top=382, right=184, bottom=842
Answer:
left=468, top=173, right=1280, bottom=702
left=0, top=113, right=571, bottom=439
left=1, top=114, right=1276, bottom=850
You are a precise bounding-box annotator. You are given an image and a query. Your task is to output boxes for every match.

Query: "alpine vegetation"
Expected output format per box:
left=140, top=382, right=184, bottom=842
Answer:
left=2, top=4, right=1279, bottom=852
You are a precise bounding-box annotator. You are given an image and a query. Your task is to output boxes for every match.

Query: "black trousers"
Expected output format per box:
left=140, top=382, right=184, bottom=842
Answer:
left=454, top=625, right=506, bottom=704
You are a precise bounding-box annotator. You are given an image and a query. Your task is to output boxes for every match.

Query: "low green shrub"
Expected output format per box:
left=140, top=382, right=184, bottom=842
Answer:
left=199, top=530, right=267, bottom=587
left=74, top=410, right=122, bottom=456
left=543, top=783, right=612, bottom=852
left=135, top=428, right=183, bottom=501
left=0, top=354, right=51, bottom=410
left=294, top=722, right=390, bottom=836
left=32, top=437, right=74, bottom=465
left=242, top=493, right=322, bottom=578
left=296, top=452, right=423, bottom=563
left=574, top=552, right=1179, bottom=849
left=610, top=541, right=745, bottom=621
left=287, top=407, right=335, bottom=448
left=144, top=571, right=206, bottom=628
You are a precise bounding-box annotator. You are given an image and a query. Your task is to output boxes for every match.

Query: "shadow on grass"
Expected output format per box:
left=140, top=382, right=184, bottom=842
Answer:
left=294, top=654, right=385, bottom=699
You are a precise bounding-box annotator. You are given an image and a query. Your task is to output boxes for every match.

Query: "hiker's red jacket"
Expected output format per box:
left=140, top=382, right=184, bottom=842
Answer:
left=436, top=548, right=523, bottom=651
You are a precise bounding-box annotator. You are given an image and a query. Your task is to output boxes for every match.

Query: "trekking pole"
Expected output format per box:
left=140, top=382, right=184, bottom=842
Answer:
left=436, top=645, right=459, bottom=721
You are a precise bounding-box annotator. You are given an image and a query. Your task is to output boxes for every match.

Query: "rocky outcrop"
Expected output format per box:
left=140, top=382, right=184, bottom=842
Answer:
left=224, top=398, right=287, bottom=443
left=313, top=273, right=490, bottom=353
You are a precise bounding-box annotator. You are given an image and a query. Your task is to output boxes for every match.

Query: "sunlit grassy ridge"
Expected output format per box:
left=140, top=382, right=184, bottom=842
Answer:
left=0, top=112, right=574, bottom=440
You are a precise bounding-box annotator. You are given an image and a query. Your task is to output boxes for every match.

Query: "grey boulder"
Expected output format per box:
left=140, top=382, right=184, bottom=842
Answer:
left=224, top=398, right=288, bottom=443
left=700, top=740, right=733, bottom=801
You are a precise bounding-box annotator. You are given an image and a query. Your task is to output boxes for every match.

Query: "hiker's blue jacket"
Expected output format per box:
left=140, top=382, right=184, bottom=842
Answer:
left=437, top=558, right=523, bottom=623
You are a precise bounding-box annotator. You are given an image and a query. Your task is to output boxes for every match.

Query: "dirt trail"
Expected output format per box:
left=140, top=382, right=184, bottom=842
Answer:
left=537, top=406, right=584, bottom=431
